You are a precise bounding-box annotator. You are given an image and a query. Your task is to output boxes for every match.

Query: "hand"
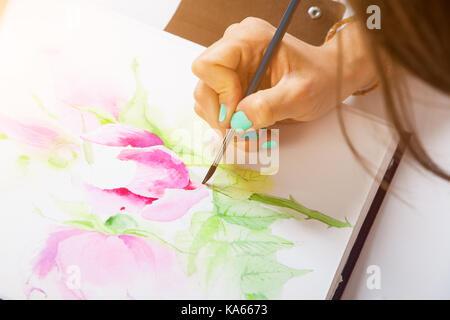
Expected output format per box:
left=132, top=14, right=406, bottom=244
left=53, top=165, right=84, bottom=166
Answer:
left=192, top=17, right=377, bottom=135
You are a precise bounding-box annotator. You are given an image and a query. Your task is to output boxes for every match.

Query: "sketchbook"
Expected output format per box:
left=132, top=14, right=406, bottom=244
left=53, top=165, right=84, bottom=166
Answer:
left=0, top=1, right=397, bottom=300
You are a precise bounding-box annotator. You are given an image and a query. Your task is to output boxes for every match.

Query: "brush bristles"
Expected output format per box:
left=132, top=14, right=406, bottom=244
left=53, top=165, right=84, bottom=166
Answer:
left=202, top=165, right=218, bottom=184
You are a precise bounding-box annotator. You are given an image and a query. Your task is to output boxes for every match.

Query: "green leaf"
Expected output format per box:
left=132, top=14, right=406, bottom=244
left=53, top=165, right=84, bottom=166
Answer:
left=80, top=113, right=94, bottom=164
left=249, top=193, right=352, bottom=228
left=17, top=155, right=31, bottom=169
left=226, top=231, right=293, bottom=257
left=123, top=228, right=188, bottom=254
left=219, top=215, right=279, bottom=231
left=174, top=212, right=215, bottom=253
left=32, top=93, right=58, bottom=120
left=0, top=133, right=7, bottom=140
left=213, top=166, right=273, bottom=200
left=213, top=191, right=290, bottom=230
left=71, top=104, right=117, bottom=125
left=204, top=241, right=229, bottom=284
left=82, top=140, right=94, bottom=165
left=185, top=167, right=317, bottom=298
left=245, top=293, right=268, bottom=300
left=122, top=230, right=149, bottom=237
left=213, top=226, right=293, bottom=257
left=48, top=148, right=77, bottom=169
left=240, top=256, right=313, bottom=299
left=118, top=59, right=163, bottom=138
left=53, top=197, right=91, bottom=217
left=187, top=215, right=221, bottom=275
left=189, top=211, right=214, bottom=235
left=65, top=220, right=95, bottom=231
left=53, top=197, right=112, bottom=234
left=104, top=214, right=139, bottom=234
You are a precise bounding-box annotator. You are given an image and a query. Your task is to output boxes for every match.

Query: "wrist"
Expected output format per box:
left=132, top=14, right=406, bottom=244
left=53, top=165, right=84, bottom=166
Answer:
left=324, top=21, right=378, bottom=98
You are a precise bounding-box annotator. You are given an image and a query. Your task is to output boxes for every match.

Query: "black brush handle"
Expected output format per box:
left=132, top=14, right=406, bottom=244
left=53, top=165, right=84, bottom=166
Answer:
left=245, top=0, right=301, bottom=96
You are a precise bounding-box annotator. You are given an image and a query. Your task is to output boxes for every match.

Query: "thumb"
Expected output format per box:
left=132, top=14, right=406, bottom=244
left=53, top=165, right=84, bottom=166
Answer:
left=234, top=79, right=297, bottom=130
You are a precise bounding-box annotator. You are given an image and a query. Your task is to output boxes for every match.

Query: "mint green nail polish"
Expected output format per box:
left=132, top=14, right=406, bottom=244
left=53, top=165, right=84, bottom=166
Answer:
left=241, top=131, right=258, bottom=139
left=230, top=111, right=252, bottom=131
left=219, top=104, right=227, bottom=122
left=262, top=141, right=277, bottom=149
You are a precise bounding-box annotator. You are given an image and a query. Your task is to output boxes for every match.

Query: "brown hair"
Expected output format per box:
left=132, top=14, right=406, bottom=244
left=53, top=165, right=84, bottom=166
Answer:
left=346, top=0, right=450, bottom=181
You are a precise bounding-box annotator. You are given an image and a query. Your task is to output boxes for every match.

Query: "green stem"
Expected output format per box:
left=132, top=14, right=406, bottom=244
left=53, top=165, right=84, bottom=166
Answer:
left=123, top=228, right=193, bottom=255
left=80, top=113, right=95, bottom=164
left=249, top=193, right=352, bottom=228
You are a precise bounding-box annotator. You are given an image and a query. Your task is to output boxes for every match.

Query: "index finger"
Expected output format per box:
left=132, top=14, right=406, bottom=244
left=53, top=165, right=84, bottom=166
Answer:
left=191, top=39, right=244, bottom=127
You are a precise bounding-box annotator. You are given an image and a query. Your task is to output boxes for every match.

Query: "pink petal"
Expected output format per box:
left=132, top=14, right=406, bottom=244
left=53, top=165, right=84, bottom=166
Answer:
left=141, top=186, right=208, bottom=222
left=120, top=236, right=176, bottom=272
left=118, top=147, right=190, bottom=198
left=55, top=232, right=143, bottom=286
left=26, top=228, right=185, bottom=299
left=120, top=236, right=187, bottom=296
left=0, top=116, right=61, bottom=149
left=25, top=268, right=84, bottom=300
left=83, top=184, right=156, bottom=216
left=31, top=228, right=84, bottom=278
left=81, top=124, right=163, bottom=148
left=184, top=180, right=201, bottom=190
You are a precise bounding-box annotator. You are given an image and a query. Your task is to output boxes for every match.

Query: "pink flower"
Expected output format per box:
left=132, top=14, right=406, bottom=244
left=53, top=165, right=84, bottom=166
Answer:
left=0, top=116, right=70, bottom=150
left=25, top=228, right=186, bottom=299
left=80, top=124, right=208, bottom=221
left=0, top=115, right=79, bottom=163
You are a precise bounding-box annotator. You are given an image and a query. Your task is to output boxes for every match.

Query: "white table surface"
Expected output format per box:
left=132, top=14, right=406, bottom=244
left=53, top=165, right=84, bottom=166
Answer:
left=5, top=0, right=450, bottom=299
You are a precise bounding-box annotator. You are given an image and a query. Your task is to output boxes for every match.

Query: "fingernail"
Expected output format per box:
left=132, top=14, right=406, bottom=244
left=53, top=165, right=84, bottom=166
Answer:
left=241, top=131, right=258, bottom=139
left=230, top=111, right=253, bottom=131
left=219, top=104, right=227, bottom=122
left=262, top=141, right=277, bottom=149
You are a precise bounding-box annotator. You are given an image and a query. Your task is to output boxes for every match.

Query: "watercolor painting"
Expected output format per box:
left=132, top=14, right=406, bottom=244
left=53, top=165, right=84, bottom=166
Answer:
left=0, top=57, right=352, bottom=300
left=1, top=2, right=398, bottom=300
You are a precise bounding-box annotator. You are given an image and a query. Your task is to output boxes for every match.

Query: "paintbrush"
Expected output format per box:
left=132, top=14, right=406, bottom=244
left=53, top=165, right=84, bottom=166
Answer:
left=202, top=0, right=301, bottom=184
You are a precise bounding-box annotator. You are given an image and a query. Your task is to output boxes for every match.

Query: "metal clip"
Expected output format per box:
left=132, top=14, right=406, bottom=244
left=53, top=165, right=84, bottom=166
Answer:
left=308, top=6, right=322, bottom=19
